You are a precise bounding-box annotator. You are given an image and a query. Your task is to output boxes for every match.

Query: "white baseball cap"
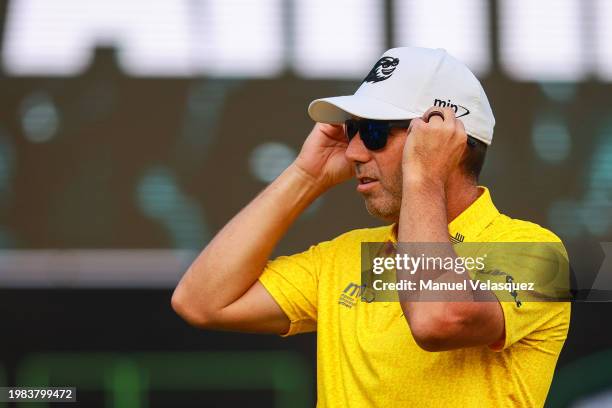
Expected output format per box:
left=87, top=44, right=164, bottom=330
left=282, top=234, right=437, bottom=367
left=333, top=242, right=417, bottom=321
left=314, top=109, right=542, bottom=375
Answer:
left=308, top=46, right=496, bottom=145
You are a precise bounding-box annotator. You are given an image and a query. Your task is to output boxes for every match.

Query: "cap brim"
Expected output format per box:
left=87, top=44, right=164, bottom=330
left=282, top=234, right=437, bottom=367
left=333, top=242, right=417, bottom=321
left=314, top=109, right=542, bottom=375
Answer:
left=308, top=95, right=421, bottom=124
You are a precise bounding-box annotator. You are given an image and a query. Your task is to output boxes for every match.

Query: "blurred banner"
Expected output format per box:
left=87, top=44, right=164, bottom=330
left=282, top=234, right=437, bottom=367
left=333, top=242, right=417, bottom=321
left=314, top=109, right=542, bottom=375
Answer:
left=0, top=0, right=610, bottom=288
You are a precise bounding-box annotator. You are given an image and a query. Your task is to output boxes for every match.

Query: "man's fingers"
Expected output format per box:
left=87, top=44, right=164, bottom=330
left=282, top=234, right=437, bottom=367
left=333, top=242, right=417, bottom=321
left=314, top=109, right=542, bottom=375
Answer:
left=442, top=107, right=458, bottom=134
left=455, top=119, right=467, bottom=143
left=422, top=106, right=457, bottom=126
left=425, top=109, right=444, bottom=124
left=425, top=110, right=445, bottom=125
left=407, top=117, right=425, bottom=136
left=439, top=106, right=457, bottom=120
left=317, top=122, right=345, bottom=141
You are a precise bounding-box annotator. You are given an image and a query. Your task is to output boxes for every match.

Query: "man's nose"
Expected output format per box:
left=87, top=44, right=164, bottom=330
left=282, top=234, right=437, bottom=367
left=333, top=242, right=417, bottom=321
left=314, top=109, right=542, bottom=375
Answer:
left=345, top=132, right=372, bottom=164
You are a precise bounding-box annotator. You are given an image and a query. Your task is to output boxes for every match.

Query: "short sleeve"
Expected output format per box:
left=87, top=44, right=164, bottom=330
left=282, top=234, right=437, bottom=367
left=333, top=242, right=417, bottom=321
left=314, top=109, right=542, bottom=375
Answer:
left=490, top=299, right=570, bottom=351
left=470, top=237, right=571, bottom=351
left=258, top=244, right=320, bottom=337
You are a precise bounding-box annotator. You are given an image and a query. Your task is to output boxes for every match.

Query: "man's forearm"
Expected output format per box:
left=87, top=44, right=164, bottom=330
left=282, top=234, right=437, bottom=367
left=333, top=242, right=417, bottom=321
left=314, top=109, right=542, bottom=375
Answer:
left=396, top=176, right=472, bottom=302
left=173, top=163, right=324, bottom=319
left=396, top=176, right=502, bottom=350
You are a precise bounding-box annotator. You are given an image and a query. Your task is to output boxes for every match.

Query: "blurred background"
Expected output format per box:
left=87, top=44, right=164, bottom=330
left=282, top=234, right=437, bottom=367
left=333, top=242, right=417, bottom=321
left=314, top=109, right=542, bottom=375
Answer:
left=0, top=0, right=611, bottom=406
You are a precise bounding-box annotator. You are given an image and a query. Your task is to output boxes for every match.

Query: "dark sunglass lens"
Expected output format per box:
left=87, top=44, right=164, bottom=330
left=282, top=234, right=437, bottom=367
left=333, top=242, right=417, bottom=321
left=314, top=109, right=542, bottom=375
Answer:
left=345, top=120, right=359, bottom=141
left=360, top=121, right=389, bottom=150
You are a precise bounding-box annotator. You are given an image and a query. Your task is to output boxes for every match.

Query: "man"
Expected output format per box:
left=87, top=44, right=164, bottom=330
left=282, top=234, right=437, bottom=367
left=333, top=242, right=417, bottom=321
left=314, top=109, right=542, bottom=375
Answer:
left=172, top=47, right=570, bottom=407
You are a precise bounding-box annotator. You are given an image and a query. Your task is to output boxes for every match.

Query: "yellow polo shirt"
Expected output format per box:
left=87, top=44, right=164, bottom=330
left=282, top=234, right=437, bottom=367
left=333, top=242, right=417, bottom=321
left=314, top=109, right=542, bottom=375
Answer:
left=259, top=187, right=570, bottom=407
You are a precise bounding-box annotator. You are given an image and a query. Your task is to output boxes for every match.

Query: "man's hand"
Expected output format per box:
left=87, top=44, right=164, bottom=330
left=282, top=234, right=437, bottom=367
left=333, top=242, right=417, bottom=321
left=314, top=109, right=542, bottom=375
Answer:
left=293, top=123, right=354, bottom=190
left=402, top=107, right=468, bottom=188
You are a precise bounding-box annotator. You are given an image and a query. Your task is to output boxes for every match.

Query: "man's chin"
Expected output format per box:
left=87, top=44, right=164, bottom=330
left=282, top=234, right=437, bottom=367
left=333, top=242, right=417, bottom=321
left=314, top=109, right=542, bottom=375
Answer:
left=364, top=198, right=399, bottom=223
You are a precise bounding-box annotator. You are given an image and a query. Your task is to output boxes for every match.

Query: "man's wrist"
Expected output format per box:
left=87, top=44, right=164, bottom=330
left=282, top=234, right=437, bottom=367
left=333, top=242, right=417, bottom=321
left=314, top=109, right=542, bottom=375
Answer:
left=402, top=166, right=446, bottom=195
left=286, top=162, right=329, bottom=197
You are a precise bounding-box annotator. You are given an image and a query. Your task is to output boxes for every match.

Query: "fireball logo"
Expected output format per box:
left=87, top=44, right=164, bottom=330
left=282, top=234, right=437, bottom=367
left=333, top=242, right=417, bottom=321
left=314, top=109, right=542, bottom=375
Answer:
left=362, top=57, right=399, bottom=83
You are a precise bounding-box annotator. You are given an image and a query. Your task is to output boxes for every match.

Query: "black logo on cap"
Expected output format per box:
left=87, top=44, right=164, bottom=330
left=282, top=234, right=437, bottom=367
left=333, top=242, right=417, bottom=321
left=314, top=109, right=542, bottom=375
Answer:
left=362, top=57, right=399, bottom=83
left=433, top=98, right=470, bottom=118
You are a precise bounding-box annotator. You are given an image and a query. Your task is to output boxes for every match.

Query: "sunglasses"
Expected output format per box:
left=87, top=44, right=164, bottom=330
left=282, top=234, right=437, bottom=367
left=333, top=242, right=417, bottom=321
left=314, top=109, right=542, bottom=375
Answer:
left=344, top=118, right=479, bottom=150
left=344, top=119, right=412, bottom=150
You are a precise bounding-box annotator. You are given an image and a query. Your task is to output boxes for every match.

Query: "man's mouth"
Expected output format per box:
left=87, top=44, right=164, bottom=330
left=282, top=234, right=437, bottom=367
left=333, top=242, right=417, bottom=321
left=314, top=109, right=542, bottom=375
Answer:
left=358, top=177, right=378, bottom=185
left=357, top=176, right=379, bottom=193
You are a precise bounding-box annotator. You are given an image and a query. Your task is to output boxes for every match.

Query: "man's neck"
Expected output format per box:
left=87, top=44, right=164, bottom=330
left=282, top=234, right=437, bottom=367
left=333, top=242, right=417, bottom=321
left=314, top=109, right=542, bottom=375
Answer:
left=391, top=177, right=482, bottom=239
left=446, top=179, right=482, bottom=223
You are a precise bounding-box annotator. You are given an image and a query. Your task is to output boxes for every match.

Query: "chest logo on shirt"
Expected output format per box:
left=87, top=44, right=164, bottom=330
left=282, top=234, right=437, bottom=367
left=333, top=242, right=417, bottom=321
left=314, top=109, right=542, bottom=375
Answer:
left=450, top=232, right=465, bottom=244
left=338, top=282, right=375, bottom=308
